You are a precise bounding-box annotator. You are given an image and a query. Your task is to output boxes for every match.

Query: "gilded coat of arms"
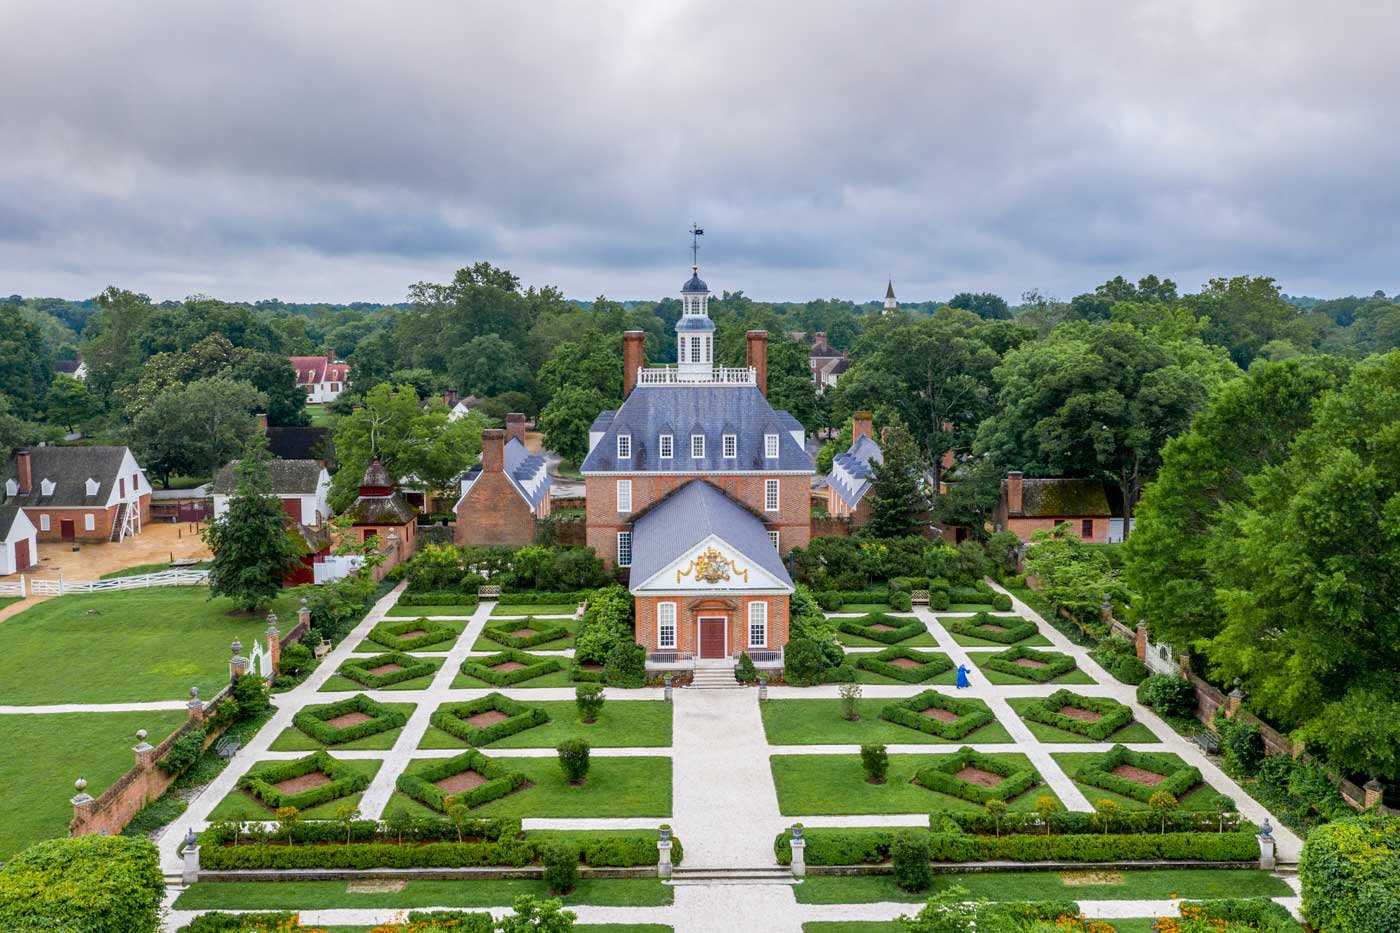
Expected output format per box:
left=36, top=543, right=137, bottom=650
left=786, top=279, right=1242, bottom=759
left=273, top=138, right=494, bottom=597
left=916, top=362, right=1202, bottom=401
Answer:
left=676, top=546, right=750, bottom=584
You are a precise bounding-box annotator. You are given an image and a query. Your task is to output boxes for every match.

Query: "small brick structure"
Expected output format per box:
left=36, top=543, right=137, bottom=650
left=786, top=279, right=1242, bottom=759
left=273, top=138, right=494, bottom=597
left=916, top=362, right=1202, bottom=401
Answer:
left=455, top=419, right=552, bottom=547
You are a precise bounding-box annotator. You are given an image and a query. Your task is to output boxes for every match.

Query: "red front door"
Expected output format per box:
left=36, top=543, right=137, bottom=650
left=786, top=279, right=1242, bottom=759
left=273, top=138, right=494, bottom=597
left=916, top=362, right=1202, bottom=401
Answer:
left=14, top=539, right=29, bottom=569
left=60, top=520, right=76, bottom=542
left=699, top=616, right=727, bottom=659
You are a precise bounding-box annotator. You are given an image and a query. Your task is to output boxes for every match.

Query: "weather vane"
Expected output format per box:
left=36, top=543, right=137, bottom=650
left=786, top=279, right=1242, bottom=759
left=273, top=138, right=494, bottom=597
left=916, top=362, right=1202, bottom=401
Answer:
left=690, top=222, right=704, bottom=266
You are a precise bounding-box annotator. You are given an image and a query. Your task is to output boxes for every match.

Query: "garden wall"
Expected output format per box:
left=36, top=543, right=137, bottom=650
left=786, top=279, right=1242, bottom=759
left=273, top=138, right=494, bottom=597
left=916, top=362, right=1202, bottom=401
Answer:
left=811, top=516, right=853, bottom=538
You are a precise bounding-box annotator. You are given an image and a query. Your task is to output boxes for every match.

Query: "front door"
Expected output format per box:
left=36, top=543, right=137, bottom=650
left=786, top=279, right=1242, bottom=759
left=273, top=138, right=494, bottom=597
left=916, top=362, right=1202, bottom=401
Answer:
left=698, top=616, right=727, bottom=659
left=60, top=520, right=76, bottom=542
left=13, top=539, right=29, bottom=570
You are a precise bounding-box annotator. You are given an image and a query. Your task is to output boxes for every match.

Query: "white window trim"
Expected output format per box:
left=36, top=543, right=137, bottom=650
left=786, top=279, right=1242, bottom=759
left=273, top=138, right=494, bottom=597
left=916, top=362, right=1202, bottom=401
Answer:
left=768, top=529, right=780, bottom=550
left=691, top=435, right=705, bottom=459
left=657, top=601, right=677, bottom=650
left=617, top=479, right=632, bottom=512
left=616, top=531, right=632, bottom=567
left=616, top=434, right=632, bottom=459
left=40, top=514, right=50, bottom=531
left=765, top=433, right=779, bottom=459
left=748, top=601, right=768, bottom=648
left=84, top=513, right=95, bottom=532
left=659, top=434, right=673, bottom=459
left=765, top=478, right=780, bottom=512
left=723, top=434, right=737, bottom=459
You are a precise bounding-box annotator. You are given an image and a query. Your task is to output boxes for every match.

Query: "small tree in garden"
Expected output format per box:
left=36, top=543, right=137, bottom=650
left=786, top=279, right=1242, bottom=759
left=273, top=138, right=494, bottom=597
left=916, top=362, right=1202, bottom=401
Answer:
left=839, top=682, right=863, bottom=721
left=575, top=684, right=605, bottom=723
left=985, top=799, right=1007, bottom=838
left=860, top=743, right=889, bottom=784
left=444, top=797, right=474, bottom=844
left=891, top=830, right=932, bottom=891
left=1149, top=790, right=1178, bottom=833
left=1095, top=799, right=1121, bottom=835
left=204, top=440, right=302, bottom=611
left=497, top=894, right=577, bottom=933
left=558, top=738, right=591, bottom=785
left=386, top=807, right=413, bottom=846
left=335, top=803, right=360, bottom=845
left=1035, top=795, right=1061, bottom=834
left=541, top=840, right=579, bottom=895
left=862, top=420, right=930, bottom=539
left=275, top=806, right=300, bottom=846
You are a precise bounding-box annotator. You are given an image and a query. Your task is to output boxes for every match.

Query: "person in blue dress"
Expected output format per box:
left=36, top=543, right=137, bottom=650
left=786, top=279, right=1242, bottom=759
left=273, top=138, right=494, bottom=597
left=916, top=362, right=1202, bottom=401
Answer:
left=955, top=664, right=972, bottom=689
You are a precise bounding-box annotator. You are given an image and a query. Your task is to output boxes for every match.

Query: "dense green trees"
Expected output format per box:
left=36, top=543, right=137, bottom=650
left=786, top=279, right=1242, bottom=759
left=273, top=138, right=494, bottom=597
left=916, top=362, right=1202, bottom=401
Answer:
left=861, top=421, right=929, bottom=538
left=204, top=443, right=303, bottom=611
left=130, top=377, right=267, bottom=486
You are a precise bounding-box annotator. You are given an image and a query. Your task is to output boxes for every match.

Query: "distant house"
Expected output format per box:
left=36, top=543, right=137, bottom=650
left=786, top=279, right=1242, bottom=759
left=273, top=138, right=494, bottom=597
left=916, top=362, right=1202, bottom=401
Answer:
left=2, top=446, right=151, bottom=543
left=993, top=471, right=1111, bottom=543
left=345, top=459, right=417, bottom=568
left=291, top=353, right=349, bottom=403
left=825, top=412, right=882, bottom=525
left=447, top=395, right=484, bottom=422
left=454, top=413, right=551, bottom=546
left=52, top=358, right=87, bottom=381
left=790, top=332, right=849, bottom=389
left=210, top=459, right=331, bottom=525
left=0, top=506, right=38, bottom=574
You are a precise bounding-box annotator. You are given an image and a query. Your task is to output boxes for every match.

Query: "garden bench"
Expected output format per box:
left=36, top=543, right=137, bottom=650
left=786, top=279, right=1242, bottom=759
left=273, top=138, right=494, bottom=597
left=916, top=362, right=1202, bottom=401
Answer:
left=1190, top=729, right=1220, bottom=755
left=313, top=639, right=332, bottom=660
left=478, top=585, right=501, bottom=601
left=911, top=589, right=930, bottom=606
left=215, top=737, right=241, bottom=759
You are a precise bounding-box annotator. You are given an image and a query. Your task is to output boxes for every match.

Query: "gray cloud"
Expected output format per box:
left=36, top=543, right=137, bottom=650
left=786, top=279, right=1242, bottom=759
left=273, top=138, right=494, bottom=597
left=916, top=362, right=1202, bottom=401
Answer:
left=1, top=0, right=1398, bottom=303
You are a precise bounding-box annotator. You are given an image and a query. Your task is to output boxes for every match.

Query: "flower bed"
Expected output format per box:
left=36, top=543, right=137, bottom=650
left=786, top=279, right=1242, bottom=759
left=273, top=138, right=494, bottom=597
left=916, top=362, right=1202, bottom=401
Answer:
left=836, top=613, right=926, bottom=645
left=429, top=693, right=548, bottom=746
left=480, top=619, right=570, bottom=649
left=912, top=746, right=1042, bottom=804
left=367, top=618, right=459, bottom=651
left=336, top=651, right=437, bottom=688
left=1019, top=689, right=1135, bottom=740
left=461, top=649, right=562, bottom=686
left=943, top=611, right=1038, bottom=644
left=1075, top=745, right=1202, bottom=803
left=395, top=749, right=527, bottom=812
left=856, top=647, right=954, bottom=684
left=983, top=646, right=1078, bottom=683
left=292, top=695, right=408, bottom=746
left=235, top=751, right=371, bottom=811
left=879, top=690, right=996, bottom=740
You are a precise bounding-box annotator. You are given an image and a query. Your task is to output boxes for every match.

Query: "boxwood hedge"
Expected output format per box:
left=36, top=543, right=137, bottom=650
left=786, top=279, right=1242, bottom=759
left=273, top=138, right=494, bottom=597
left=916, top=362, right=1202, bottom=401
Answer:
left=1299, top=813, right=1400, bottom=933
left=0, top=835, right=165, bottom=933
left=430, top=693, right=549, bottom=746
left=462, top=649, right=563, bottom=686
left=856, top=647, right=954, bottom=684
left=837, top=613, right=927, bottom=645
left=398, top=591, right=478, bottom=608
left=336, top=651, right=437, bottom=688
left=481, top=619, right=570, bottom=649
left=396, top=749, right=527, bottom=813
left=912, top=746, right=1041, bottom=804
left=1020, top=689, right=1136, bottom=740
left=236, top=750, right=371, bottom=810
left=983, top=646, right=1078, bottom=683
left=1075, top=744, right=1203, bottom=803
left=292, top=694, right=408, bottom=745
left=499, top=592, right=590, bottom=607
left=879, top=690, right=996, bottom=740
left=943, top=612, right=1038, bottom=644
left=367, top=618, right=459, bottom=651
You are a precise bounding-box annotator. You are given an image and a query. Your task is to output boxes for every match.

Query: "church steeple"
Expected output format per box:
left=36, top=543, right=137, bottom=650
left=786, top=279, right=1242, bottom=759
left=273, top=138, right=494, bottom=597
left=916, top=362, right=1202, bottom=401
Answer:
left=883, top=280, right=898, bottom=314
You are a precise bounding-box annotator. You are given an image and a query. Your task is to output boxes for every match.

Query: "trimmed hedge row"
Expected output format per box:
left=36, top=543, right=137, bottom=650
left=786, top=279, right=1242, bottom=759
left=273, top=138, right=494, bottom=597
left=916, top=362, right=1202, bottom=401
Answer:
left=336, top=651, right=436, bottom=688
left=462, top=649, right=563, bottom=686
left=879, top=691, right=996, bottom=740
left=202, top=838, right=534, bottom=870
left=815, top=590, right=890, bottom=611
left=181, top=912, right=495, bottom=933
left=1076, top=744, right=1202, bottom=803
left=1020, top=689, right=1135, bottom=740
left=983, top=646, right=1078, bottom=683
left=569, top=661, right=606, bottom=683
left=292, top=694, right=407, bottom=746
left=837, top=613, right=926, bottom=645
left=942, top=611, right=1038, bottom=644
left=856, top=647, right=954, bottom=684
left=912, top=746, right=1041, bottom=804
left=367, top=618, right=458, bottom=651
left=498, top=591, right=590, bottom=606
left=398, top=590, right=478, bottom=608
left=237, top=751, right=370, bottom=811
left=481, top=619, right=570, bottom=648
left=429, top=693, right=549, bottom=746
left=395, top=749, right=527, bottom=812
left=203, top=817, right=519, bottom=846
left=935, top=807, right=1247, bottom=836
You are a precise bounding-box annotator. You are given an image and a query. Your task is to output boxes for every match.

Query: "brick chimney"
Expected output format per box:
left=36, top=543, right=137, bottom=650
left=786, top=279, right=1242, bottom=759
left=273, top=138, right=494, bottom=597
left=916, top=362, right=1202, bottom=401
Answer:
left=16, top=449, right=32, bottom=494
left=1007, top=471, right=1024, bottom=514
left=622, top=331, right=646, bottom=397
left=482, top=429, right=505, bottom=473
left=851, top=412, right=873, bottom=444
left=746, top=331, right=769, bottom=396
left=505, top=413, right=526, bottom=445
left=256, top=413, right=269, bottom=434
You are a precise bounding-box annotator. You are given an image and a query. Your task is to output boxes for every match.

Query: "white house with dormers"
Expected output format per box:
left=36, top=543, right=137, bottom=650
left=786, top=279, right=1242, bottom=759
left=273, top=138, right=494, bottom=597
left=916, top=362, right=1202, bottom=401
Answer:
left=2, top=446, right=151, bottom=543
left=210, top=459, right=332, bottom=525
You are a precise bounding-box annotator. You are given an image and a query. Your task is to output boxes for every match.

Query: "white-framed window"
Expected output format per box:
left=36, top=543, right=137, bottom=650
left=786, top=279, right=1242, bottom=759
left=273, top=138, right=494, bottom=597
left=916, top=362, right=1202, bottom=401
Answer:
left=723, top=434, right=737, bottom=458
left=690, top=339, right=703, bottom=363
left=657, top=602, right=677, bottom=650
left=765, top=433, right=780, bottom=459
left=616, top=531, right=632, bottom=567
left=84, top=513, right=95, bottom=532
left=748, top=601, right=768, bottom=648
left=765, top=478, right=780, bottom=512
left=617, top=479, right=632, bottom=512
left=768, top=530, right=780, bottom=550
left=616, top=434, right=632, bottom=459
left=659, top=434, right=673, bottom=459
left=691, top=434, right=705, bottom=459
left=39, top=514, right=50, bottom=531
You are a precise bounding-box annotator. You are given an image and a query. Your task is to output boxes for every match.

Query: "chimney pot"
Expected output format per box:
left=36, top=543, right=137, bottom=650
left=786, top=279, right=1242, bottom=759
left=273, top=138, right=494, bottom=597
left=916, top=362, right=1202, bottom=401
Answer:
left=16, top=449, right=32, bottom=495
left=505, top=413, right=527, bottom=445
left=482, top=430, right=506, bottom=472
left=622, top=332, right=646, bottom=397
left=851, top=412, right=873, bottom=444
left=1007, top=471, right=1024, bottom=515
left=746, top=331, right=769, bottom=397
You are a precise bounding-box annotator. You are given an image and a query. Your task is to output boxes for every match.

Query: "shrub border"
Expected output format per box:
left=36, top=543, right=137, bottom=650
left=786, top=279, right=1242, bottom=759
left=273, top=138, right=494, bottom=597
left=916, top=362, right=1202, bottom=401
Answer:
left=942, top=612, right=1038, bottom=644
left=396, top=749, right=527, bottom=812
left=367, top=618, right=459, bottom=651
left=1019, top=688, right=1136, bottom=740
left=237, top=750, right=371, bottom=811
left=1075, top=744, right=1203, bottom=803
left=461, top=649, right=563, bottom=686
left=292, top=694, right=408, bottom=746
left=856, top=647, right=955, bottom=684
left=879, top=690, right=996, bottom=740
left=983, top=646, right=1078, bottom=683
left=429, top=693, right=550, bottom=747
left=912, top=746, right=1042, bottom=805
left=837, top=613, right=927, bottom=645
left=337, top=651, right=438, bottom=688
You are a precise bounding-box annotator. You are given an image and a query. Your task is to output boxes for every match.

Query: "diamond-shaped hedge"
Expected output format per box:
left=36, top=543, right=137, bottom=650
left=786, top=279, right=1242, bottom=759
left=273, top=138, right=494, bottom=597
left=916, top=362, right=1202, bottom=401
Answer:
left=337, top=651, right=437, bottom=688
left=430, top=693, right=549, bottom=747
left=856, top=647, right=953, bottom=684
left=396, top=749, right=527, bottom=812
left=880, top=690, right=995, bottom=740
left=480, top=619, right=570, bottom=649
left=293, top=694, right=407, bottom=746
left=913, top=747, right=1042, bottom=804
left=367, top=618, right=458, bottom=651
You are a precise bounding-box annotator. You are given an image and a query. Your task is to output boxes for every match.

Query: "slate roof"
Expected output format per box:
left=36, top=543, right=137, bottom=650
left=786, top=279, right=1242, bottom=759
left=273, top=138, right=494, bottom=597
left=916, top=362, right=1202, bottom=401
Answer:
left=675, top=315, right=716, bottom=331
left=266, top=426, right=330, bottom=462
left=2, top=446, right=134, bottom=508
left=828, top=434, right=883, bottom=508
left=682, top=271, right=708, bottom=292
left=1008, top=477, right=1111, bottom=518
left=211, top=459, right=325, bottom=496
left=458, top=437, right=550, bottom=510
left=0, top=505, right=27, bottom=539
left=580, top=386, right=815, bottom=474
left=629, top=479, right=793, bottom=592
left=590, top=410, right=618, bottom=433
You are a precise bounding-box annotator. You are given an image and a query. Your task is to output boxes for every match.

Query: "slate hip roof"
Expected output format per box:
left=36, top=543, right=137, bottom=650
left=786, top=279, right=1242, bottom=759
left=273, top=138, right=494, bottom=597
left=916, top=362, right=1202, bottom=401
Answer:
left=828, top=434, right=883, bottom=508
left=3, top=446, right=135, bottom=508
left=459, top=437, right=550, bottom=510
left=211, top=459, right=325, bottom=496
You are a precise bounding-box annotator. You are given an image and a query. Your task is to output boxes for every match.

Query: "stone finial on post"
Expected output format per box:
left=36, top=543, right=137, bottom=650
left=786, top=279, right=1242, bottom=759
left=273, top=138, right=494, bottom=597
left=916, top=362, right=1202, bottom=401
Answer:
left=663, top=674, right=673, bottom=703
left=1226, top=680, right=1245, bottom=718
left=297, top=596, right=311, bottom=634
left=657, top=825, right=673, bottom=880
left=70, top=778, right=94, bottom=833
left=758, top=674, right=769, bottom=701
left=1134, top=621, right=1149, bottom=662
left=266, top=611, right=281, bottom=676
left=181, top=827, right=201, bottom=884
left=230, top=638, right=248, bottom=680
left=133, top=729, right=155, bottom=769
left=1100, top=592, right=1113, bottom=624
left=1257, top=818, right=1276, bottom=870
left=1364, top=779, right=1384, bottom=809
left=789, top=823, right=806, bottom=879
left=188, top=686, right=203, bottom=721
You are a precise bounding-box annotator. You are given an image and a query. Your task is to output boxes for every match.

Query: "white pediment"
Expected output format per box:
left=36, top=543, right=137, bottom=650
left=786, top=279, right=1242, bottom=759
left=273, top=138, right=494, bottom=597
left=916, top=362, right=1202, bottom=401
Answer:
left=631, top=532, right=792, bottom=595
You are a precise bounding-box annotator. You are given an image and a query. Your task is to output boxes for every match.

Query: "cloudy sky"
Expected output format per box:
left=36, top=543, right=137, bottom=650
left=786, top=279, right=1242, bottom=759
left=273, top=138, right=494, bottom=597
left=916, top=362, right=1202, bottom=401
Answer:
left=2, top=1, right=1398, bottom=304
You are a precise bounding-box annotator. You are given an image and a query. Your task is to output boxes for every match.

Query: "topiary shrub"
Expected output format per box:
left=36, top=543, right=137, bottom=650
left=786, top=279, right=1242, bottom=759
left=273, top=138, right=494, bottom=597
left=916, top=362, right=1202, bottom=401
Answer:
left=887, top=590, right=913, bottom=612
left=575, top=684, right=605, bottom=723
left=158, top=725, right=207, bottom=775
left=231, top=673, right=271, bottom=718
left=603, top=641, right=645, bottom=688
left=735, top=652, right=757, bottom=683
left=1136, top=674, right=1197, bottom=719
left=557, top=738, right=591, bottom=784
left=1090, top=638, right=1148, bottom=685
left=816, top=591, right=845, bottom=611
left=1300, top=813, right=1400, bottom=933
left=430, top=694, right=549, bottom=747
left=1214, top=711, right=1266, bottom=777
left=279, top=641, right=315, bottom=676
left=861, top=743, right=889, bottom=784
left=891, top=830, right=932, bottom=891
left=784, top=637, right=831, bottom=686
left=0, top=835, right=164, bottom=933
left=541, top=840, right=579, bottom=895
left=930, top=589, right=950, bottom=611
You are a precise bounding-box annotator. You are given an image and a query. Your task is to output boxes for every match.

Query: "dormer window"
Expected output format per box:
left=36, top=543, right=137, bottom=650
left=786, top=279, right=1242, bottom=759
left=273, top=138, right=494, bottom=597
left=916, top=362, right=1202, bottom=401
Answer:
left=723, top=434, right=737, bottom=459
left=691, top=434, right=705, bottom=459
left=617, top=434, right=632, bottom=459
left=40, top=478, right=55, bottom=497
left=4, top=479, right=15, bottom=496
left=85, top=477, right=100, bottom=497
left=765, top=433, right=779, bottom=459
left=659, top=434, right=673, bottom=459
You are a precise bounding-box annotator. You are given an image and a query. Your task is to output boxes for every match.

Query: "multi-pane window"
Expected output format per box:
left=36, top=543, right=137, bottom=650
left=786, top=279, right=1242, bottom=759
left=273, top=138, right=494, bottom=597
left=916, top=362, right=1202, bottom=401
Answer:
left=765, top=433, right=779, bottom=458
left=691, top=434, right=705, bottom=459
left=690, top=339, right=703, bottom=363
left=1081, top=519, right=1093, bottom=539
left=617, top=531, right=632, bottom=567
left=617, top=479, right=632, bottom=512
left=659, top=434, right=673, bottom=459
left=765, top=479, right=780, bottom=512
left=748, top=601, right=768, bottom=648
left=657, top=602, right=677, bottom=650
left=723, top=434, right=737, bottom=458
left=39, top=514, right=50, bottom=531
left=616, top=434, right=632, bottom=459
left=768, top=530, right=780, bottom=550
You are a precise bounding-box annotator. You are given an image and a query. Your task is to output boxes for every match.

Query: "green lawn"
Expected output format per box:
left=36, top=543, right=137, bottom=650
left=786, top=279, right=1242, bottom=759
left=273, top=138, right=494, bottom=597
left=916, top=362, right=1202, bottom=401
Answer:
left=1006, top=698, right=1159, bottom=744
left=351, top=620, right=468, bottom=653
left=835, top=604, right=899, bottom=614
left=268, top=702, right=417, bottom=751
left=207, top=759, right=382, bottom=821
left=452, top=667, right=588, bottom=689
left=385, top=603, right=478, bottom=618
left=970, top=654, right=1096, bottom=686
left=319, top=658, right=445, bottom=692
left=305, top=404, right=336, bottom=428
left=804, top=924, right=901, bottom=933
left=0, top=709, right=190, bottom=858
left=0, top=588, right=302, bottom=704
left=420, top=699, right=672, bottom=749
left=770, top=752, right=1057, bottom=815
left=792, top=868, right=1291, bottom=904
left=836, top=629, right=937, bottom=648
left=386, top=755, right=672, bottom=819
left=491, top=603, right=580, bottom=617
left=472, top=619, right=577, bottom=652
left=1052, top=752, right=1224, bottom=810
left=174, top=878, right=672, bottom=910
left=0, top=596, right=18, bottom=613
left=760, top=699, right=1013, bottom=746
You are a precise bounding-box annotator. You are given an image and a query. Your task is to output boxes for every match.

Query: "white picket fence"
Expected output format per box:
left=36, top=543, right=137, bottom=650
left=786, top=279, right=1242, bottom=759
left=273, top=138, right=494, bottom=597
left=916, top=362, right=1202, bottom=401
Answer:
left=22, top=568, right=210, bottom=597
left=313, top=555, right=363, bottom=585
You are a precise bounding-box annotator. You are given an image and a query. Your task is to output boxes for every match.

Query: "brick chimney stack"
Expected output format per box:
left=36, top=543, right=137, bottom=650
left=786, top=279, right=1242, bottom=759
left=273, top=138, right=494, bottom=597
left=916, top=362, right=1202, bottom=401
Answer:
left=482, top=429, right=505, bottom=473
left=851, top=412, right=873, bottom=444
left=746, top=331, right=769, bottom=396
left=16, top=449, right=31, bottom=494
left=622, top=331, right=645, bottom=397
left=256, top=413, right=269, bottom=434
left=1007, top=471, right=1024, bottom=514
left=505, top=413, right=527, bottom=445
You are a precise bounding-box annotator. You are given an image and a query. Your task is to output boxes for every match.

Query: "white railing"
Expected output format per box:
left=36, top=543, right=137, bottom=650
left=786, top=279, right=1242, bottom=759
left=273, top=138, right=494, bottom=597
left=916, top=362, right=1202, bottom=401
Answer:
left=26, top=568, right=209, bottom=596
left=313, top=555, right=364, bottom=585
left=0, top=579, right=25, bottom=597
left=635, top=366, right=756, bottom=386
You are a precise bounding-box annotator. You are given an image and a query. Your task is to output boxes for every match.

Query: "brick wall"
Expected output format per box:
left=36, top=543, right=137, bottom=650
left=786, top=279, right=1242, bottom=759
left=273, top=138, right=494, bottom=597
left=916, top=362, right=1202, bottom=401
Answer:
left=1004, top=515, right=1111, bottom=544
left=455, top=474, right=537, bottom=546
left=811, top=515, right=853, bottom=538
left=27, top=505, right=120, bottom=542
left=633, top=593, right=789, bottom=656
